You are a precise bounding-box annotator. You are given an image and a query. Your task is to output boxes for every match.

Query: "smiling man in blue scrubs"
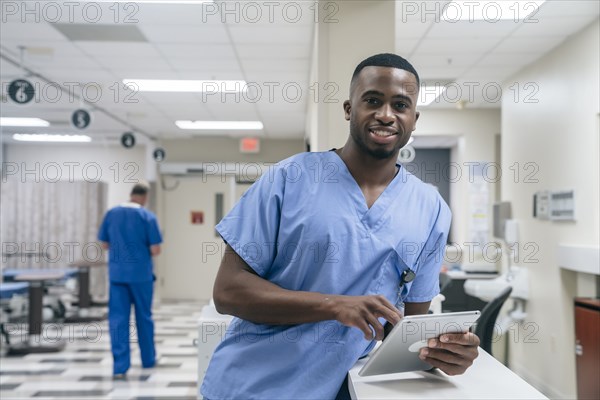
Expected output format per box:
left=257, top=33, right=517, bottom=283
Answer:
left=98, top=182, right=163, bottom=378
left=201, top=53, right=480, bottom=399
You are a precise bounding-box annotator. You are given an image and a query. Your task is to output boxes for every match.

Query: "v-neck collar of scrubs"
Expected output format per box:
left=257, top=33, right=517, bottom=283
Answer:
left=119, top=202, right=142, bottom=208
left=328, top=150, right=405, bottom=231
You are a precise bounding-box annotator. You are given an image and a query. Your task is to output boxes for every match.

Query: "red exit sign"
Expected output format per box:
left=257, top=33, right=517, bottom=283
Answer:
left=240, top=137, right=260, bottom=153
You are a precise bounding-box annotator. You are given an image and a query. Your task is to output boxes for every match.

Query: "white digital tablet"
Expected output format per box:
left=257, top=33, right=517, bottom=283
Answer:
left=358, top=310, right=481, bottom=377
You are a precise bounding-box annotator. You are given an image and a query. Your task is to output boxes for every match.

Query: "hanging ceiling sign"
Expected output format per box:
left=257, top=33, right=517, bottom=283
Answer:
left=153, top=148, right=166, bottom=162
left=71, top=109, right=91, bottom=129
left=121, top=132, right=136, bottom=149
left=8, top=79, right=35, bottom=104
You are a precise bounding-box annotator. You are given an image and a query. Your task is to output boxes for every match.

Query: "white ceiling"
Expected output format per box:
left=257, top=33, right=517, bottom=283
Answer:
left=1, top=0, right=598, bottom=143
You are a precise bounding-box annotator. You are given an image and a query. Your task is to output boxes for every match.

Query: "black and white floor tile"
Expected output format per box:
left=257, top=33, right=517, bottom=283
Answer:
left=1, top=300, right=204, bottom=400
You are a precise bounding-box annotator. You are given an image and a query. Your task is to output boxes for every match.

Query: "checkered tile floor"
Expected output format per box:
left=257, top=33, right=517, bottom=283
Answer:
left=1, top=300, right=204, bottom=400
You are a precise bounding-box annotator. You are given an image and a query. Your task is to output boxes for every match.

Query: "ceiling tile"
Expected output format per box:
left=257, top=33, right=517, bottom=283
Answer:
left=535, top=1, right=600, bottom=18
left=493, top=36, right=566, bottom=53
left=155, top=44, right=237, bottom=59
left=410, top=53, right=482, bottom=69
left=240, top=58, right=309, bottom=74
left=396, top=19, right=435, bottom=39
left=476, top=52, right=542, bottom=68
left=139, top=24, right=229, bottom=44
left=425, top=20, right=519, bottom=38
left=416, top=37, right=503, bottom=53
left=133, top=4, right=222, bottom=25
left=236, top=43, right=311, bottom=59
left=228, top=25, right=311, bottom=44
left=511, top=16, right=598, bottom=37
left=0, top=21, right=66, bottom=40
left=172, top=68, right=246, bottom=80
left=75, top=42, right=160, bottom=57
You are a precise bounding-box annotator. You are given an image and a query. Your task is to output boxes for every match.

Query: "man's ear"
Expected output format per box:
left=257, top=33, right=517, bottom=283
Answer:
left=413, top=110, right=420, bottom=130
left=343, top=100, right=351, bottom=121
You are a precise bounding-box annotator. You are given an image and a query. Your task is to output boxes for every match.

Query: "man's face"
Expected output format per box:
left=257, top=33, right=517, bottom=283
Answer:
left=344, top=66, right=420, bottom=160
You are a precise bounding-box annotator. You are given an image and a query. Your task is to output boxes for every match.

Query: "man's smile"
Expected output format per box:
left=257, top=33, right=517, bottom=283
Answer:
left=369, top=126, right=398, bottom=138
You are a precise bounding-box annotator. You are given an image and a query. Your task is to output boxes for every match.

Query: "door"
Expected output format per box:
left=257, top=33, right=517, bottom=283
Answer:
left=161, top=176, right=231, bottom=300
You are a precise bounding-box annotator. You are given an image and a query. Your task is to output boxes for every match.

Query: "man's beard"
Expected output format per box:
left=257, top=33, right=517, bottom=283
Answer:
left=349, top=120, right=400, bottom=160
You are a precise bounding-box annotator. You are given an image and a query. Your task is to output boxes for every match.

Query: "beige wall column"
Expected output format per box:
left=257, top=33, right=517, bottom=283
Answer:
left=308, top=1, right=396, bottom=151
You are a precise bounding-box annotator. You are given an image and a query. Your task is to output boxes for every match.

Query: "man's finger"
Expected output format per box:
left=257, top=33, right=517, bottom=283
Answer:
left=365, top=315, right=385, bottom=340
left=374, top=295, right=401, bottom=314
left=428, top=338, right=479, bottom=357
left=356, top=320, right=374, bottom=340
left=419, top=352, right=467, bottom=376
left=438, top=332, right=480, bottom=346
left=372, top=297, right=402, bottom=324
left=421, top=347, right=474, bottom=367
left=374, top=308, right=401, bottom=326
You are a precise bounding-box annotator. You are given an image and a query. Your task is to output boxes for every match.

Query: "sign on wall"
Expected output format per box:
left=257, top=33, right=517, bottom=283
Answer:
left=191, top=211, right=204, bottom=224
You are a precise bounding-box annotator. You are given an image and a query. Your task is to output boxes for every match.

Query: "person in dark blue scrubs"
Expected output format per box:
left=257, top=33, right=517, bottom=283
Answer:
left=98, top=182, right=163, bottom=378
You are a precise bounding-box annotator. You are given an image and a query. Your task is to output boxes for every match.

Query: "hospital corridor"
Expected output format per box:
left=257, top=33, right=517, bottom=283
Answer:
left=1, top=1, right=599, bottom=399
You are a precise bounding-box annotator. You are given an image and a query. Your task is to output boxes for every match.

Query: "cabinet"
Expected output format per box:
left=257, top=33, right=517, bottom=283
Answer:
left=574, top=298, right=600, bottom=400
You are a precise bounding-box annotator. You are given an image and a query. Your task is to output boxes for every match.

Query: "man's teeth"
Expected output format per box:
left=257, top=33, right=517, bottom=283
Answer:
left=371, top=130, right=395, bottom=137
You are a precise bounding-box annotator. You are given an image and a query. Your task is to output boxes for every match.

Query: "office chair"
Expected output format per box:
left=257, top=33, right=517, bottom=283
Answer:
left=474, top=286, right=513, bottom=356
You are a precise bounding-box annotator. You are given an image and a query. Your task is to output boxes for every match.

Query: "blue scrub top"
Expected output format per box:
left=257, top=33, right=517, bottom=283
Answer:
left=201, top=151, right=451, bottom=400
left=98, top=203, right=162, bottom=283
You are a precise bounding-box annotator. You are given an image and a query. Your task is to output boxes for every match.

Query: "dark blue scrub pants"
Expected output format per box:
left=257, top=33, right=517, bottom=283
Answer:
left=109, top=281, right=155, bottom=374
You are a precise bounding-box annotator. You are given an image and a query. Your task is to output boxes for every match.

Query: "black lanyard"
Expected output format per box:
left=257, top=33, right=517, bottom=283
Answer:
left=395, top=269, right=416, bottom=309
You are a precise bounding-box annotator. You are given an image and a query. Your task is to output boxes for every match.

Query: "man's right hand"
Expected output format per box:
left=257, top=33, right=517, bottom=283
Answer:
left=328, top=295, right=402, bottom=341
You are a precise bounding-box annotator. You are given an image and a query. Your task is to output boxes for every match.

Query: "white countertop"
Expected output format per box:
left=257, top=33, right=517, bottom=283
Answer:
left=348, top=348, right=547, bottom=399
left=445, top=270, right=499, bottom=280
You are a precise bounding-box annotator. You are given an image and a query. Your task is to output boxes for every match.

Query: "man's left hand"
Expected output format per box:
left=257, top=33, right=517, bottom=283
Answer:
left=418, top=332, right=480, bottom=375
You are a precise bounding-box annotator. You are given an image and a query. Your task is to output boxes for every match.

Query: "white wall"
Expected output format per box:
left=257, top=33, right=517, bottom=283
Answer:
left=501, top=19, right=600, bottom=398
left=415, top=109, right=501, bottom=252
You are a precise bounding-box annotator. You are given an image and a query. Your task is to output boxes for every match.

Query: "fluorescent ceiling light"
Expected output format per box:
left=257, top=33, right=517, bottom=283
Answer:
left=442, top=1, right=546, bottom=21
left=124, top=79, right=247, bottom=93
left=12, top=134, right=92, bottom=142
left=176, top=121, right=264, bottom=130
left=417, top=86, right=447, bottom=106
left=1, top=118, right=50, bottom=127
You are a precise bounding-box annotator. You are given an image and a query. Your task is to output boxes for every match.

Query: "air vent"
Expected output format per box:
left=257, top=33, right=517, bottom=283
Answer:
left=51, top=24, right=147, bottom=42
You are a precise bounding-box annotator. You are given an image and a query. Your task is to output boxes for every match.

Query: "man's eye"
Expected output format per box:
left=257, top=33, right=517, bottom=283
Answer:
left=395, top=102, right=408, bottom=109
left=365, top=98, right=380, bottom=105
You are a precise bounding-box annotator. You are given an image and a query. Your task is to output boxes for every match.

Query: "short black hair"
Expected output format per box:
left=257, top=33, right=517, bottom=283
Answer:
left=351, top=53, right=420, bottom=87
left=131, top=182, right=150, bottom=196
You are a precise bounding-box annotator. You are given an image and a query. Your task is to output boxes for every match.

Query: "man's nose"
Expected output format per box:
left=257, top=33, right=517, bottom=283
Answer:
left=375, top=104, right=394, bottom=124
